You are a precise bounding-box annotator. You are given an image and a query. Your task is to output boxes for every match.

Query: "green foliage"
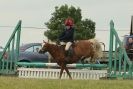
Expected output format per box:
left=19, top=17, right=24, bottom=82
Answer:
left=45, top=4, right=95, bottom=42
left=75, top=19, right=95, bottom=40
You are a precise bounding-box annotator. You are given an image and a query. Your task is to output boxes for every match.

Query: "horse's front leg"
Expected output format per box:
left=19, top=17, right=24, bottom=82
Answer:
left=64, top=66, right=72, bottom=80
left=59, top=63, right=64, bottom=79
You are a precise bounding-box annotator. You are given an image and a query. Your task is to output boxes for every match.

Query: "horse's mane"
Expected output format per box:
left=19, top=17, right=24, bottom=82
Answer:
left=48, top=43, right=60, bottom=50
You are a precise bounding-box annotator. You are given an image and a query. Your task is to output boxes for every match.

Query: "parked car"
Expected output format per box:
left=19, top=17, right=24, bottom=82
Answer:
left=18, top=43, right=49, bottom=63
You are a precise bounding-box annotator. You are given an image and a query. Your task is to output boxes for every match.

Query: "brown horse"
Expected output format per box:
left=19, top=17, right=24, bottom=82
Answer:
left=39, top=39, right=102, bottom=79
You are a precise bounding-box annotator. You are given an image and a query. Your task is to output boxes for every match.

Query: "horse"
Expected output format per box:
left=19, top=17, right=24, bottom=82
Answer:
left=39, top=39, right=103, bottom=79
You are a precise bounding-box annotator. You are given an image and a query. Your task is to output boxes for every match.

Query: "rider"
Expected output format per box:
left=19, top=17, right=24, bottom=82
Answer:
left=59, top=17, right=75, bottom=61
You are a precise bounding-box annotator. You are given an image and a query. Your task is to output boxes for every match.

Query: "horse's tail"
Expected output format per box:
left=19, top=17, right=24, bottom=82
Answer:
left=89, top=39, right=103, bottom=59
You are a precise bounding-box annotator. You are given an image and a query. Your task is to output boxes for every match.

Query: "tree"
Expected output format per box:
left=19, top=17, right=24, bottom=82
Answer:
left=44, top=4, right=95, bottom=42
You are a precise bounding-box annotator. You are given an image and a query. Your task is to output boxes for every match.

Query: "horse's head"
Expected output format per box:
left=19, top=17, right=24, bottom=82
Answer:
left=39, top=41, right=49, bottom=54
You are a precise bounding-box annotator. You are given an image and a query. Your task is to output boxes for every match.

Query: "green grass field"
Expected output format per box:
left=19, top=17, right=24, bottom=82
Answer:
left=0, top=76, right=133, bottom=89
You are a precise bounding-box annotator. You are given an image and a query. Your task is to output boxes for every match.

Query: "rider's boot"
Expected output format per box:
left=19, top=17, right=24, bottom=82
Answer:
left=65, top=50, right=71, bottom=62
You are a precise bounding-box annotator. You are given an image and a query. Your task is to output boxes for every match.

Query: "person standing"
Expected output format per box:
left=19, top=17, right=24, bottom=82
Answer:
left=126, top=37, right=133, bottom=60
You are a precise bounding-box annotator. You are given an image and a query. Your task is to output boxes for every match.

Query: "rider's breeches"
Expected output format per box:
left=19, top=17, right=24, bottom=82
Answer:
left=65, top=42, right=72, bottom=50
left=60, top=42, right=72, bottom=51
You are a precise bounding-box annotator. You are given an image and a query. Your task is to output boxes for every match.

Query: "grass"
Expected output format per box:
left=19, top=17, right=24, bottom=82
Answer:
left=0, top=76, right=133, bottom=89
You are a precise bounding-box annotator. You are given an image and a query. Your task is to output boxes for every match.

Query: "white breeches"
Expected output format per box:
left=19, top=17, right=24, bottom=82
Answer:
left=60, top=42, right=72, bottom=51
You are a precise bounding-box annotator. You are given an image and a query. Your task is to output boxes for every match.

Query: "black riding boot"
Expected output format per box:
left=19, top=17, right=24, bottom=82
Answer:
left=65, top=50, right=71, bottom=62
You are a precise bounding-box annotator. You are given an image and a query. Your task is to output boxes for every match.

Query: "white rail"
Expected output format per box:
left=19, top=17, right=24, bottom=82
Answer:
left=18, top=68, right=107, bottom=80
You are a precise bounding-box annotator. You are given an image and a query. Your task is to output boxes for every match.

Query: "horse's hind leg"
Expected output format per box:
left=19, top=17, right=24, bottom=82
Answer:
left=64, top=67, right=72, bottom=79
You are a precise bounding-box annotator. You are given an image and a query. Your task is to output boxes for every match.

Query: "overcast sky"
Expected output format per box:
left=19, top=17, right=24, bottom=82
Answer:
left=0, top=0, right=133, bottom=50
left=0, top=0, right=133, bottom=28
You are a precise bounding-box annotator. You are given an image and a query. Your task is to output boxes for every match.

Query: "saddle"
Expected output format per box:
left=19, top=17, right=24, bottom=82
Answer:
left=59, top=43, right=75, bottom=57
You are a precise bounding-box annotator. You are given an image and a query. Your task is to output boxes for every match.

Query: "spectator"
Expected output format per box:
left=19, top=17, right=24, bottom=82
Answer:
left=126, top=37, right=133, bottom=60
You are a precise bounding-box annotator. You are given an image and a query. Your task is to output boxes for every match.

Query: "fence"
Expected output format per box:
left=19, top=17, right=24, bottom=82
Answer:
left=0, top=20, right=21, bottom=74
left=18, top=68, right=107, bottom=80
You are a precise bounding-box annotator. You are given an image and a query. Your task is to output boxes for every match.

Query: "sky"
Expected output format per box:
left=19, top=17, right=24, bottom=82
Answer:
left=0, top=0, right=133, bottom=50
